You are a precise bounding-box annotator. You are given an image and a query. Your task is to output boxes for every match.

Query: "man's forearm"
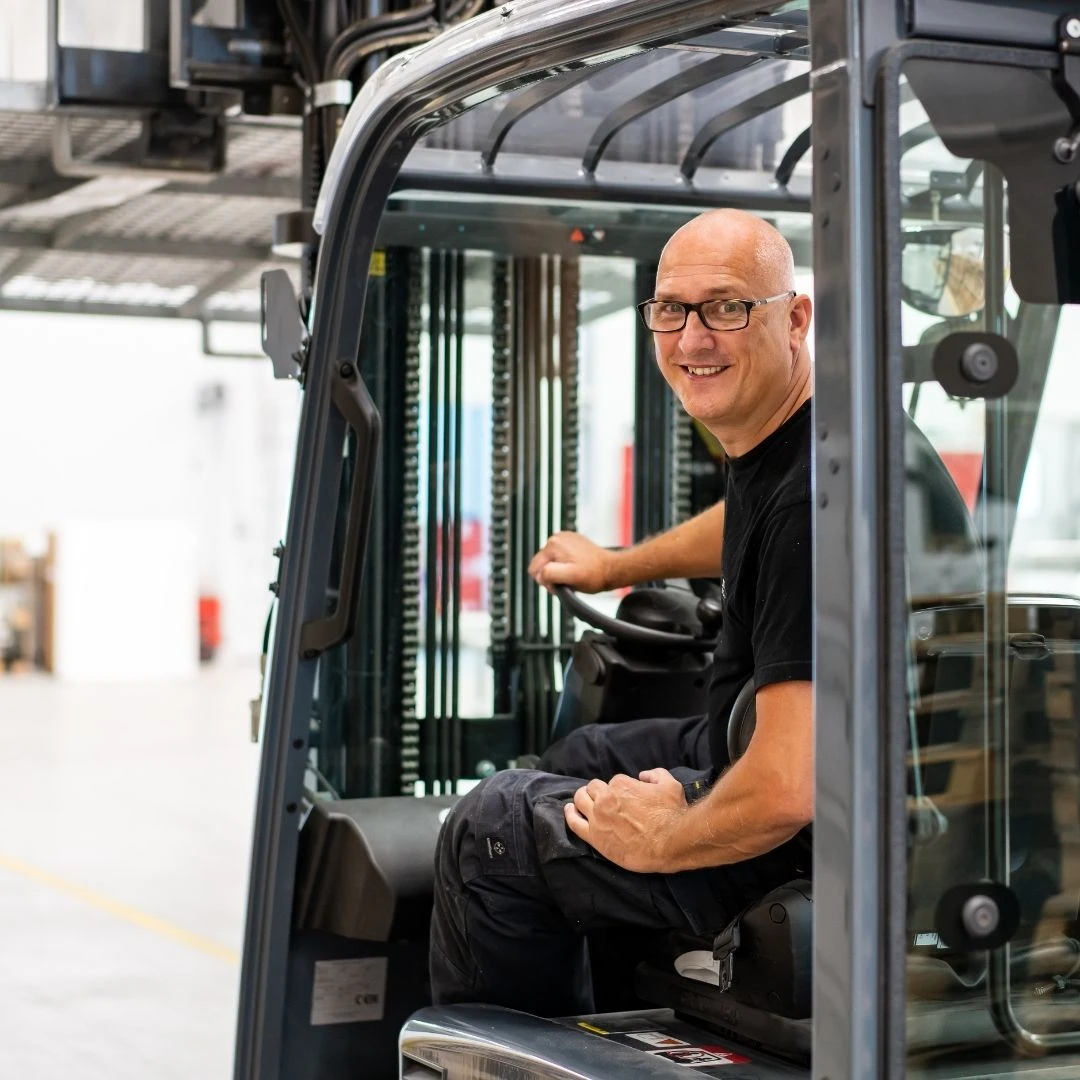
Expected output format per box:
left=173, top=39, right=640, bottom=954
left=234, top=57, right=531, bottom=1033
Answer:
left=663, top=757, right=810, bottom=873
left=606, top=502, right=725, bottom=588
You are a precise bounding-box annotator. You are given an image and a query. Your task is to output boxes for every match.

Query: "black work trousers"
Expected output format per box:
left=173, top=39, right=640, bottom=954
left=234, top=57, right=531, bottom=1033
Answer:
left=429, top=714, right=802, bottom=1017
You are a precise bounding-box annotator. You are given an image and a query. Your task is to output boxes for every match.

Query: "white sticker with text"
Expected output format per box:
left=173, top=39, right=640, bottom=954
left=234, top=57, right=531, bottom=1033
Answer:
left=310, top=957, right=388, bottom=1026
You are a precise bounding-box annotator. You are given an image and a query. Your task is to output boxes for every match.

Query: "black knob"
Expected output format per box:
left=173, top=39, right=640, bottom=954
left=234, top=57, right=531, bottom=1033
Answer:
left=962, top=895, right=1000, bottom=939
left=935, top=882, right=1019, bottom=951
left=960, top=342, right=999, bottom=384
left=696, top=596, right=723, bottom=636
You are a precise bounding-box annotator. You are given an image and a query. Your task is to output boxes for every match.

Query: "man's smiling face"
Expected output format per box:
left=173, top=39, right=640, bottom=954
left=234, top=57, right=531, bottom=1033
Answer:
left=651, top=211, right=811, bottom=452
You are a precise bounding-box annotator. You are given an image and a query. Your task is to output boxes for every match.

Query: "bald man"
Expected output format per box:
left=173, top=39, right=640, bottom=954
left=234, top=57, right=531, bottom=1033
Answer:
left=430, top=210, right=814, bottom=1016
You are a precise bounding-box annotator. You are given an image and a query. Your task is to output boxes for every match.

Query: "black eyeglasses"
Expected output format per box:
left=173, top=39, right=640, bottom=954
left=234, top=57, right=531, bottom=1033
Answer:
left=637, top=291, right=795, bottom=333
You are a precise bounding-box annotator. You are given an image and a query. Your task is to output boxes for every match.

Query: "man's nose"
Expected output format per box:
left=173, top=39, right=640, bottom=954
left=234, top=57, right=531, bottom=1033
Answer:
left=678, top=310, right=716, bottom=351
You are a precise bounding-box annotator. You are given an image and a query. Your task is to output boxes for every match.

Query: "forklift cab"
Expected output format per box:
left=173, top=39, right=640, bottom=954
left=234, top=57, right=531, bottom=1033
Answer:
left=237, top=1, right=1080, bottom=1077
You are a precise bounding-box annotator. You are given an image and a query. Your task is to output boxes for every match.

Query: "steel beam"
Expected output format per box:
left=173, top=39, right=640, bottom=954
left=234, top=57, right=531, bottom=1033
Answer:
left=809, top=1, right=902, bottom=1078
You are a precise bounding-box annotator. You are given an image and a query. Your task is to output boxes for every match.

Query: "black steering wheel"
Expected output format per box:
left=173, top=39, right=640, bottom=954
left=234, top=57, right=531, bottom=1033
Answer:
left=553, top=584, right=719, bottom=653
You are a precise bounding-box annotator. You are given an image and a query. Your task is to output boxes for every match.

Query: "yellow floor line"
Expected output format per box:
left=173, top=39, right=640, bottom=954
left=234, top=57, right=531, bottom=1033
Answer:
left=0, top=853, right=239, bottom=964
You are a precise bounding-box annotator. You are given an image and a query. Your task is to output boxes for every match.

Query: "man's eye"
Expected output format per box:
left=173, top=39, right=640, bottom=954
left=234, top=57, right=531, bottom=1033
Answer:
left=656, top=302, right=685, bottom=315
left=713, top=301, right=742, bottom=315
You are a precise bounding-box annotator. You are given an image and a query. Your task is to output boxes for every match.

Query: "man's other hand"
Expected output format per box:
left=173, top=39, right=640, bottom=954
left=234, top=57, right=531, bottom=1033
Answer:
left=564, top=768, right=688, bottom=873
left=529, top=531, right=613, bottom=593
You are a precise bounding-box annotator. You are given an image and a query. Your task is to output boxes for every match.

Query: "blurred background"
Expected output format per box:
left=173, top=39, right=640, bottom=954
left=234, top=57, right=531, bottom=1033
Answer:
left=0, top=2, right=303, bottom=1075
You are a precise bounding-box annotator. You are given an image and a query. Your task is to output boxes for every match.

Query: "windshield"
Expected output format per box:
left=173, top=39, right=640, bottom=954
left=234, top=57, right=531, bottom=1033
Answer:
left=304, top=11, right=816, bottom=801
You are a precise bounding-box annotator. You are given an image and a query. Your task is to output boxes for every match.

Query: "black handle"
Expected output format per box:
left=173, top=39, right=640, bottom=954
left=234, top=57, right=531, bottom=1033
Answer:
left=299, top=365, right=381, bottom=657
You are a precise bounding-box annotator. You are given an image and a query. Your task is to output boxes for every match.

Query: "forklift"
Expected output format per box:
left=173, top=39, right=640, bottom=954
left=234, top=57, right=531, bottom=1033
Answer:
left=239, top=0, right=1080, bottom=1076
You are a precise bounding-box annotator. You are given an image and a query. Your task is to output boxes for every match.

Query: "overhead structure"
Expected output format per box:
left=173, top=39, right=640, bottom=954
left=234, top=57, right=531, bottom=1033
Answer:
left=0, top=0, right=491, bottom=329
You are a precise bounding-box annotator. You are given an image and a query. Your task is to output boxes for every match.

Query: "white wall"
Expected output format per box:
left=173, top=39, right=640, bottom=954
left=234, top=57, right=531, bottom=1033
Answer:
left=52, top=519, right=200, bottom=682
left=0, top=0, right=146, bottom=83
left=0, top=311, right=301, bottom=678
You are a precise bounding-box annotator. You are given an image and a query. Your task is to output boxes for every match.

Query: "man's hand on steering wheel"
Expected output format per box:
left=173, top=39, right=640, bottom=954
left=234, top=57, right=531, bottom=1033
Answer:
left=529, top=531, right=614, bottom=594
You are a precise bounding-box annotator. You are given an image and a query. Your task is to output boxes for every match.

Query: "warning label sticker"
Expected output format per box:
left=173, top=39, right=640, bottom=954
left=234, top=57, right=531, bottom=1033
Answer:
left=647, top=1046, right=751, bottom=1068
left=563, top=1014, right=754, bottom=1072
left=309, top=957, right=388, bottom=1026
left=625, top=1031, right=691, bottom=1049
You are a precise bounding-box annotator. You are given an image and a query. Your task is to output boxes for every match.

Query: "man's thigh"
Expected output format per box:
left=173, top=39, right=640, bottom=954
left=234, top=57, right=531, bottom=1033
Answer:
left=446, top=769, right=671, bottom=931
left=537, top=713, right=711, bottom=781
left=445, top=767, right=737, bottom=937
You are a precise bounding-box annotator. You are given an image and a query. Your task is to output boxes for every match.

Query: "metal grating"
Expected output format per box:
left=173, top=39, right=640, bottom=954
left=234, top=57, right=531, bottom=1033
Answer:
left=67, top=116, right=145, bottom=162
left=0, top=113, right=55, bottom=159
left=225, top=124, right=303, bottom=179
left=0, top=110, right=301, bottom=322
left=0, top=113, right=143, bottom=163
left=6, top=249, right=221, bottom=289
left=76, top=192, right=295, bottom=244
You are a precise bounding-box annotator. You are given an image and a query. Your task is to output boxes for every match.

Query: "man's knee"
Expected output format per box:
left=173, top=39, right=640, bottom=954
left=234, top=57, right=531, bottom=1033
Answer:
left=434, top=778, right=484, bottom=890
left=436, top=769, right=538, bottom=887
left=437, top=768, right=587, bottom=893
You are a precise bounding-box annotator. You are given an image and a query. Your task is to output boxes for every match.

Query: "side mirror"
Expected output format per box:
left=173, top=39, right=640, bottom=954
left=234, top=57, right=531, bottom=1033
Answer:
left=901, top=224, right=988, bottom=320
left=260, top=269, right=306, bottom=380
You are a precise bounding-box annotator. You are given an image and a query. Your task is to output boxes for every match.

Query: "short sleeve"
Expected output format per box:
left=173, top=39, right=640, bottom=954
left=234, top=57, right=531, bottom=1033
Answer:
left=752, top=501, right=813, bottom=689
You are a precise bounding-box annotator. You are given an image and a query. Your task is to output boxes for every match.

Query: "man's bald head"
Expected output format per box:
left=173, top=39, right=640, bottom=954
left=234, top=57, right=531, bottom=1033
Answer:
left=649, top=208, right=812, bottom=456
left=657, top=209, right=795, bottom=296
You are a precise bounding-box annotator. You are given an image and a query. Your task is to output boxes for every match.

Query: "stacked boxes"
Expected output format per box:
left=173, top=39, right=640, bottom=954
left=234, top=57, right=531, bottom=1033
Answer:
left=0, top=537, right=52, bottom=674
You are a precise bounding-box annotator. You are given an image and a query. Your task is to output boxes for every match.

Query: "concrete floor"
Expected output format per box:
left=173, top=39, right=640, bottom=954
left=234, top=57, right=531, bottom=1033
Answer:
left=0, top=663, right=262, bottom=1079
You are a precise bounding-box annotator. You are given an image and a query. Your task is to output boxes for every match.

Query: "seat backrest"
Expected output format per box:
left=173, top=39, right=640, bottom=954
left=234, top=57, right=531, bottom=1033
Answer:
left=293, top=795, right=458, bottom=940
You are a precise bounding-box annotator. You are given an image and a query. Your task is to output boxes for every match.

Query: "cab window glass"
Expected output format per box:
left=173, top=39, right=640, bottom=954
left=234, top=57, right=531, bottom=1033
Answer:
left=898, top=70, right=1080, bottom=1073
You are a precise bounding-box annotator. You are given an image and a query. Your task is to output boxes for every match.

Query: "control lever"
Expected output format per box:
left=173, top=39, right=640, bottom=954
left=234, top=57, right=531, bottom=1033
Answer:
left=695, top=595, right=723, bottom=638
left=1055, top=16, right=1080, bottom=162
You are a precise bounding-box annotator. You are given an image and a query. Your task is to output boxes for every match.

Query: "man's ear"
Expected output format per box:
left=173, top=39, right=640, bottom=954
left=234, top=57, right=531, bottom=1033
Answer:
left=790, top=294, right=812, bottom=338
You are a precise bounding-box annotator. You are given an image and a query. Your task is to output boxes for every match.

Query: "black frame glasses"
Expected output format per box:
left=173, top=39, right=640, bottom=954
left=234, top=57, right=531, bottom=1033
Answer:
left=637, top=291, right=795, bottom=332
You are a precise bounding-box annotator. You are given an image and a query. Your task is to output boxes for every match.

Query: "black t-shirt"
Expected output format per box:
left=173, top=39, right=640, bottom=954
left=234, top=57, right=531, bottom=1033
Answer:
left=706, top=400, right=813, bottom=768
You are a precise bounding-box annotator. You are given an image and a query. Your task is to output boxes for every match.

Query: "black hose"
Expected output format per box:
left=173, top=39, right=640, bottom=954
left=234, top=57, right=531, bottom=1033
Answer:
left=330, top=21, right=439, bottom=80
left=274, top=0, right=319, bottom=86
left=326, top=0, right=484, bottom=81
left=326, top=3, right=435, bottom=76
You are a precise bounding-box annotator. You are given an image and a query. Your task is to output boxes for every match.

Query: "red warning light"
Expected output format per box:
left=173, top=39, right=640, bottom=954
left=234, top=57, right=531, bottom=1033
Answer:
left=569, top=227, right=586, bottom=243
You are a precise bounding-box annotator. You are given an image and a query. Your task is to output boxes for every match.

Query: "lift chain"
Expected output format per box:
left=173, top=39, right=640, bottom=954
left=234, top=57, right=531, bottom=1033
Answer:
left=399, top=248, right=424, bottom=794
left=489, top=258, right=513, bottom=675
left=670, top=400, right=694, bottom=526
left=558, top=256, right=581, bottom=646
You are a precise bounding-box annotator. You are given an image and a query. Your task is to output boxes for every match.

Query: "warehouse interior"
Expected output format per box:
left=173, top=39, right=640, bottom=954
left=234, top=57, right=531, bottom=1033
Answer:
left=0, top=3, right=308, bottom=1076
left=8, top=2, right=1080, bottom=1079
